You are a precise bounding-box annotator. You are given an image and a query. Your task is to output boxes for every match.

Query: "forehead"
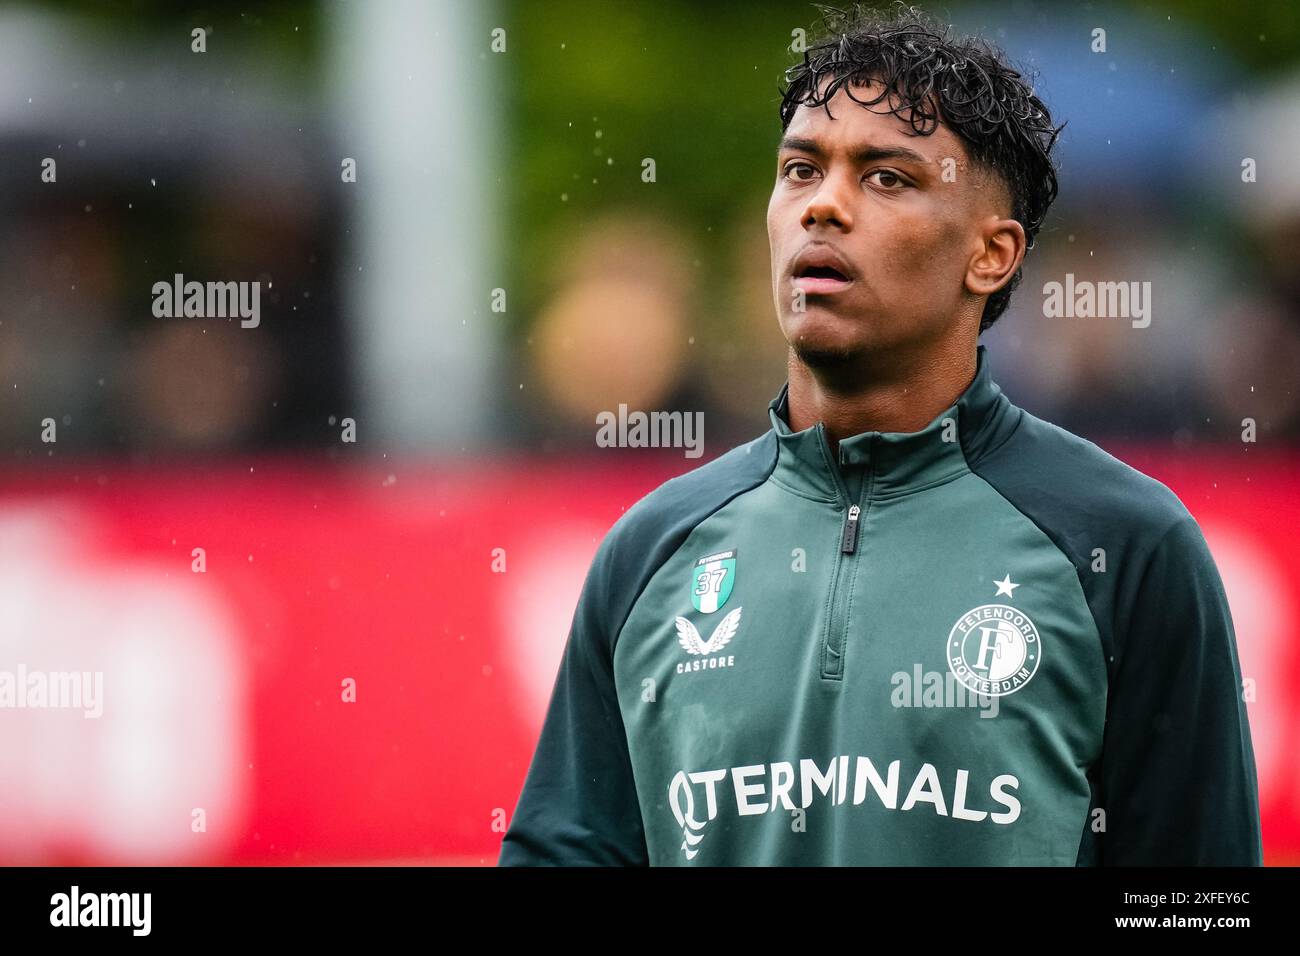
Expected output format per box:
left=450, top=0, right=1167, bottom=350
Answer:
left=784, top=74, right=968, bottom=160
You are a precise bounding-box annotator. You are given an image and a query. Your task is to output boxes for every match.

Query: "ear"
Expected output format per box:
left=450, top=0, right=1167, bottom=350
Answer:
left=965, top=215, right=1026, bottom=299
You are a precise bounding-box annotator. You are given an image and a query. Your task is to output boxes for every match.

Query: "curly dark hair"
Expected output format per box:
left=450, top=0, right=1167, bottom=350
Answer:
left=778, top=2, right=1064, bottom=331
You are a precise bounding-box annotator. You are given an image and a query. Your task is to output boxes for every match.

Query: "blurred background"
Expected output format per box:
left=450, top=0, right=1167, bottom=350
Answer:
left=0, top=0, right=1297, bottom=864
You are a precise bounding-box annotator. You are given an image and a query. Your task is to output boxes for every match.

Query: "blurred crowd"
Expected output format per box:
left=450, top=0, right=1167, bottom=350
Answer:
left=2, top=0, right=1297, bottom=463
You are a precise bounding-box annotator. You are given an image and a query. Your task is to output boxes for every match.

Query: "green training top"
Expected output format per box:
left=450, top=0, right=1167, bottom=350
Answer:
left=499, top=344, right=1262, bottom=866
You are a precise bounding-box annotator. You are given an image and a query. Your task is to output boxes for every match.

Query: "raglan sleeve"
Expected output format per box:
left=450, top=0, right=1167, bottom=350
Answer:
left=1097, top=513, right=1263, bottom=865
left=497, top=531, right=650, bottom=866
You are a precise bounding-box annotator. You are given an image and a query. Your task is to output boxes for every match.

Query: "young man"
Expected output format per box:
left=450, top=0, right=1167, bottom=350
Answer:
left=499, top=4, right=1262, bottom=865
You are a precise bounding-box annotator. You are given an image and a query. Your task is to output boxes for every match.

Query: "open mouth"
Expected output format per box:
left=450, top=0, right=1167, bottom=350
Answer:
left=793, top=264, right=854, bottom=294
left=797, top=265, right=850, bottom=281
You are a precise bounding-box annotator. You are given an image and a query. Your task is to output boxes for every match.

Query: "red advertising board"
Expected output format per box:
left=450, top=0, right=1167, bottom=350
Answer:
left=0, top=449, right=1296, bottom=864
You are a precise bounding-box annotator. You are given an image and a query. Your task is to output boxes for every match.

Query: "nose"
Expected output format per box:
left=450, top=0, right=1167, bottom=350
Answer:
left=801, top=172, right=854, bottom=232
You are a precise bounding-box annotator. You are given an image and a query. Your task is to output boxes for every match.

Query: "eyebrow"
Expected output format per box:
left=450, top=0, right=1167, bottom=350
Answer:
left=777, top=136, right=931, bottom=167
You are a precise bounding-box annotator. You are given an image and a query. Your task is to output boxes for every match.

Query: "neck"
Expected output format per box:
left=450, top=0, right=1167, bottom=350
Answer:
left=786, top=335, right=978, bottom=457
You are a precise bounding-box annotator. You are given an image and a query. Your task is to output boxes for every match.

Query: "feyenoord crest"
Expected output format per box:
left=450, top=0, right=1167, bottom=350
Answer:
left=690, top=549, right=736, bottom=613
left=946, top=604, right=1042, bottom=697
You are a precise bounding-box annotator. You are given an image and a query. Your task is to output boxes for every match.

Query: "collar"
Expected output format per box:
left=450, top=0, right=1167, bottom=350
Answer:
left=766, top=344, right=1020, bottom=502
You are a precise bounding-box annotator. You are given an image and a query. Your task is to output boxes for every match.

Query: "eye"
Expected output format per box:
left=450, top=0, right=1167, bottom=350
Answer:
left=781, top=161, right=820, bottom=182
left=866, top=169, right=909, bottom=189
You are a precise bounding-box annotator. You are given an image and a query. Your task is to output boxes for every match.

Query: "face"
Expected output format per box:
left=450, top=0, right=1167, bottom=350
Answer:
left=767, top=76, right=1021, bottom=370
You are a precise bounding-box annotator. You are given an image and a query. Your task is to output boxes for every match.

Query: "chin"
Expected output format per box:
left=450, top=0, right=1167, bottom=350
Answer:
left=783, top=313, right=871, bottom=368
left=791, top=340, right=871, bottom=370
left=788, top=328, right=870, bottom=369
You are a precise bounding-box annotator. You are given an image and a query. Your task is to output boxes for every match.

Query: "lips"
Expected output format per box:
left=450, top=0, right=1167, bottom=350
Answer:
left=791, top=245, right=856, bottom=295
left=799, top=264, right=850, bottom=281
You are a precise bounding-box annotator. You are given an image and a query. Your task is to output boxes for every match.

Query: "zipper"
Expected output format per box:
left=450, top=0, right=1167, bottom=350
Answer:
left=840, top=504, right=861, bottom=553
left=817, top=424, right=871, bottom=680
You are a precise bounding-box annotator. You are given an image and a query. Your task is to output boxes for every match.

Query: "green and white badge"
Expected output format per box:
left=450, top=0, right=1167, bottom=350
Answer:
left=691, top=549, right=736, bottom=613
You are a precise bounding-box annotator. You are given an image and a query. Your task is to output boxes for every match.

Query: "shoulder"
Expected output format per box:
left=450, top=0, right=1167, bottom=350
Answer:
left=581, top=431, right=776, bottom=645
left=972, top=406, right=1223, bottom=661
left=611, top=430, right=776, bottom=541
left=599, top=428, right=776, bottom=569
left=972, top=407, right=1194, bottom=565
left=585, top=431, right=776, bottom=641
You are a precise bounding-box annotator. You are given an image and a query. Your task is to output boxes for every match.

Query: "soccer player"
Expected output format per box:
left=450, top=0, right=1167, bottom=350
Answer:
left=499, top=3, right=1262, bottom=865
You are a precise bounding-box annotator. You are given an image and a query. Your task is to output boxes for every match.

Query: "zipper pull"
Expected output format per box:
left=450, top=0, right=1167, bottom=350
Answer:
left=840, top=504, right=861, bottom=554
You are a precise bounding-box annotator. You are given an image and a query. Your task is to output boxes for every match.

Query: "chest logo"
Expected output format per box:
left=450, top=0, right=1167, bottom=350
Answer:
left=946, top=604, right=1041, bottom=697
left=690, top=549, right=736, bottom=613
left=676, top=607, right=743, bottom=657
